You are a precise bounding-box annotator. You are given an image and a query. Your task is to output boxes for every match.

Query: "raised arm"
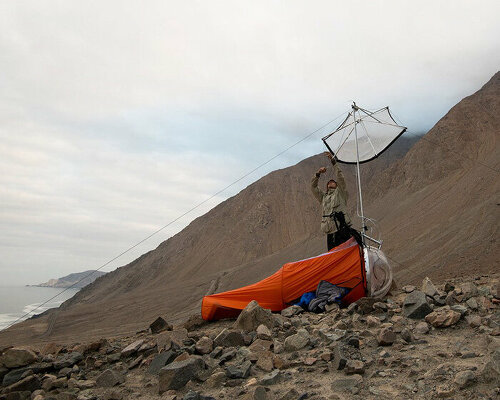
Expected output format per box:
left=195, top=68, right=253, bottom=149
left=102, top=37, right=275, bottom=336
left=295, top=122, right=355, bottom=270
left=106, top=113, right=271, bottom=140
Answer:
left=325, top=152, right=348, bottom=200
left=332, top=161, right=347, bottom=197
left=311, top=168, right=326, bottom=203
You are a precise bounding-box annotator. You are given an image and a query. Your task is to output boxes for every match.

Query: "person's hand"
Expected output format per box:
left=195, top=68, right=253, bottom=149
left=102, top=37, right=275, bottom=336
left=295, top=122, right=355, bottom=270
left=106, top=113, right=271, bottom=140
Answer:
left=317, top=167, right=327, bottom=174
left=324, top=151, right=336, bottom=164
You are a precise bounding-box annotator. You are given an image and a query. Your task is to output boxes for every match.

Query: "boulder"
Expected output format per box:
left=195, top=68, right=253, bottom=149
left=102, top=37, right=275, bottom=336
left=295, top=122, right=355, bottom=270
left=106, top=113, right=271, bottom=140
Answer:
left=150, top=317, right=172, bottom=334
left=95, top=369, right=124, bottom=388
left=403, top=291, right=432, bottom=319
left=147, top=351, right=178, bottom=375
left=425, top=309, right=461, bottom=328
left=0, top=348, right=37, bottom=369
left=158, top=357, right=205, bottom=392
left=120, top=340, right=144, bottom=357
left=284, top=329, right=309, bottom=352
left=234, top=301, right=278, bottom=332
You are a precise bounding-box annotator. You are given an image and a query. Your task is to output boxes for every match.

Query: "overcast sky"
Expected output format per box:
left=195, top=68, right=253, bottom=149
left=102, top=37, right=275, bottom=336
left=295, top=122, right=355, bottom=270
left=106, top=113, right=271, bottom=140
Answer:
left=1, top=1, right=499, bottom=285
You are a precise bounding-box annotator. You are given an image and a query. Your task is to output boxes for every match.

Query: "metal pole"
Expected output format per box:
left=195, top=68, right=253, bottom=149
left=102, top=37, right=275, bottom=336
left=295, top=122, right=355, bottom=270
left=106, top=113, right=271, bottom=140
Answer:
left=352, top=103, right=365, bottom=240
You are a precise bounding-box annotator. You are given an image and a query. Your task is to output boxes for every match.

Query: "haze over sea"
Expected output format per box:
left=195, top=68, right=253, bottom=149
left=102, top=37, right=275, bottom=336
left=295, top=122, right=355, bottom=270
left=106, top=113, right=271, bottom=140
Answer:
left=0, top=286, right=79, bottom=331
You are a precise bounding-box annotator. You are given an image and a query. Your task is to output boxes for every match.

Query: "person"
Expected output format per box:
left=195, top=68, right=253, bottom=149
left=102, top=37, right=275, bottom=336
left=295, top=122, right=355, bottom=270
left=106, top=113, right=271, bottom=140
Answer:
left=311, top=152, right=352, bottom=250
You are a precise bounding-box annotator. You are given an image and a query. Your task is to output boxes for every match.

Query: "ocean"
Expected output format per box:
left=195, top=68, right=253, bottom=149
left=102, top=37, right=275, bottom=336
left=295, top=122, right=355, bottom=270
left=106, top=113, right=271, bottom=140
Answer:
left=0, top=286, right=79, bottom=331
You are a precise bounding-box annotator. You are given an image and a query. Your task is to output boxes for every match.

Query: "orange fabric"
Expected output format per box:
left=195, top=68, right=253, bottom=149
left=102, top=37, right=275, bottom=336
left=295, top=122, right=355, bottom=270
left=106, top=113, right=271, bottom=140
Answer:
left=201, top=238, right=366, bottom=321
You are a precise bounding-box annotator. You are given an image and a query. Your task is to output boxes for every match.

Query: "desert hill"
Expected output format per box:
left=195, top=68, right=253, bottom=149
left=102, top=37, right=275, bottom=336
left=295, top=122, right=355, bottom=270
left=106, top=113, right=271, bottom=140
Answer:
left=0, top=72, right=498, bottom=346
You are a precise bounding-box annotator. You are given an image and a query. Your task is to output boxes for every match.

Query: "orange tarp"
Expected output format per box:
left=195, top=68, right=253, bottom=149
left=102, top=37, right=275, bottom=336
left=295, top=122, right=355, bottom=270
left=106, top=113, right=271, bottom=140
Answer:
left=201, top=238, right=366, bottom=321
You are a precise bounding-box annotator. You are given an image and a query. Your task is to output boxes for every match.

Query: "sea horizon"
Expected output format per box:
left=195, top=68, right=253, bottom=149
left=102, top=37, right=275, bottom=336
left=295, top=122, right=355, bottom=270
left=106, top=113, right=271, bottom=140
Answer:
left=0, top=285, right=79, bottom=331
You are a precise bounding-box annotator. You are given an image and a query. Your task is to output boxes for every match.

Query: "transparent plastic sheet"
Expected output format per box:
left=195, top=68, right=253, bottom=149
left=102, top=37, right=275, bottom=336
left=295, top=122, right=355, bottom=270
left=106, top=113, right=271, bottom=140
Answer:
left=365, top=247, right=393, bottom=299
left=322, top=107, right=406, bottom=164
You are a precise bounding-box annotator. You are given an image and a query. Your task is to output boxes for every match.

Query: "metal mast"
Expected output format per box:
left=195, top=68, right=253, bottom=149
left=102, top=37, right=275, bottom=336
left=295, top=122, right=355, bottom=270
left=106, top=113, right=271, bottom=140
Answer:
left=352, top=102, right=366, bottom=241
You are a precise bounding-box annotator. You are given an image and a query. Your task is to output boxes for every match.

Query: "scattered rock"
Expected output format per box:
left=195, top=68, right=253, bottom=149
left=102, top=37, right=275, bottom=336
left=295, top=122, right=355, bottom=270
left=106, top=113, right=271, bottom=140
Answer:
left=436, top=385, right=454, bottom=398
left=414, top=321, right=429, bottom=334
left=205, top=371, right=226, bottom=388
left=454, top=370, right=476, bottom=389
left=450, top=304, right=467, bottom=316
left=195, top=337, right=213, bottom=355
left=158, top=357, right=205, bottom=392
left=403, top=291, right=432, bottom=319
left=355, top=297, right=377, bottom=314
left=284, top=329, right=309, bottom=352
left=96, top=369, right=124, bottom=388
left=331, top=374, right=363, bottom=391
left=280, top=306, right=303, bottom=318
left=259, top=370, right=281, bottom=385
left=214, top=329, right=246, bottom=347
left=377, top=327, right=396, bottom=346
left=278, top=388, right=299, bottom=400
left=459, top=282, right=478, bottom=300
left=226, top=360, right=252, bottom=379
left=422, top=277, right=438, bottom=297
left=147, top=351, right=178, bottom=375
left=402, top=285, right=416, bottom=293
left=256, top=325, right=272, bottom=341
left=3, top=375, right=41, bottom=393
left=121, top=340, right=144, bottom=357
left=234, top=301, right=278, bottom=332
left=400, top=328, right=414, bottom=343
left=366, top=316, right=381, bottom=327
left=0, top=348, right=37, bottom=369
left=344, top=360, right=365, bottom=375
left=53, top=352, right=83, bottom=369
left=150, top=317, right=172, bottom=334
left=425, top=309, right=461, bottom=328
left=466, top=315, right=482, bottom=328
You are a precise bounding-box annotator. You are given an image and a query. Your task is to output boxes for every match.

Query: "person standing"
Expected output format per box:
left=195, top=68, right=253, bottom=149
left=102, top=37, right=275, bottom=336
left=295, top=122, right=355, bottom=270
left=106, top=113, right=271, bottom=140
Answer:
left=311, top=152, right=352, bottom=250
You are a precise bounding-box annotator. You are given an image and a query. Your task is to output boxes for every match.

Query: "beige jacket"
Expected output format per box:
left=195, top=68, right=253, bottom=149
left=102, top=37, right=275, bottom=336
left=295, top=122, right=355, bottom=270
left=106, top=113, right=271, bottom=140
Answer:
left=311, top=160, right=351, bottom=234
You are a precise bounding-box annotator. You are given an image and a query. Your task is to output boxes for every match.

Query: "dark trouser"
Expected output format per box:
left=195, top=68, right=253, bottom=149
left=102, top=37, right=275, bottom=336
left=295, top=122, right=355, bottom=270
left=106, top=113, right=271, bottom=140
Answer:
left=327, top=231, right=351, bottom=251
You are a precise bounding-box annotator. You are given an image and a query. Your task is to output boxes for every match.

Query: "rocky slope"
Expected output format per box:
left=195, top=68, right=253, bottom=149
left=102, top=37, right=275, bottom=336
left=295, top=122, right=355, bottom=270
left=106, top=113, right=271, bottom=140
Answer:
left=0, top=72, right=498, bottom=347
left=1, top=274, right=498, bottom=400
left=32, top=271, right=107, bottom=289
